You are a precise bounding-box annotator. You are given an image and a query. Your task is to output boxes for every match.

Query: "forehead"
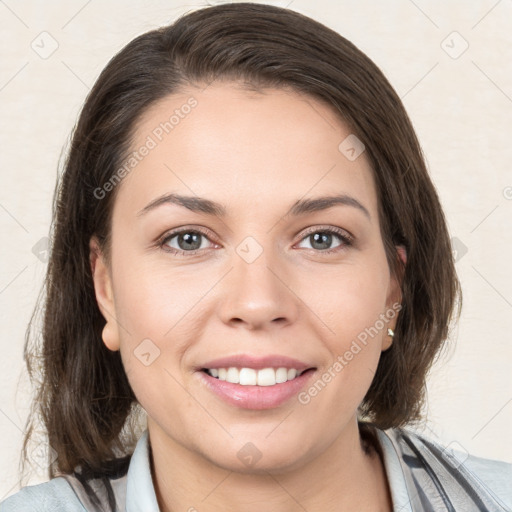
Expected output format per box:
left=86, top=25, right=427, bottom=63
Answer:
left=115, top=82, right=378, bottom=220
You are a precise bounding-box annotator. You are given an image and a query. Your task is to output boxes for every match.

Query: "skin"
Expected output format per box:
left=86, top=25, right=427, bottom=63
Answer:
left=90, top=82, right=406, bottom=512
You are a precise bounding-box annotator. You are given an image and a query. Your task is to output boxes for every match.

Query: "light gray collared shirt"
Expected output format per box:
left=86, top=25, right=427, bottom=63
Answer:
left=1, top=427, right=511, bottom=511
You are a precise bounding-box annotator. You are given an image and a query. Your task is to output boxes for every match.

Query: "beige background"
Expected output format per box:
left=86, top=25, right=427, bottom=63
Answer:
left=1, top=0, right=511, bottom=499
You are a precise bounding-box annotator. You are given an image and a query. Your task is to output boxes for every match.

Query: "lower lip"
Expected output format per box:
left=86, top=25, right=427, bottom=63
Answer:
left=197, top=369, right=316, bottom=410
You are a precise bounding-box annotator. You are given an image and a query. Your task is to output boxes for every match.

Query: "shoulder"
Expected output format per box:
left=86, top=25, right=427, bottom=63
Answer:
left=382, top=426, right=512, bottom=511
left=0, top=477, right=86, bottom=512
left=458, top=448, right=512, bottom=509
left=1, top=445, right=133, bottom=512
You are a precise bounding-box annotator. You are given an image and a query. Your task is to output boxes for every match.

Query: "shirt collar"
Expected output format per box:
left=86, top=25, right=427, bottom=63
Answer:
left=126, top=430, right=161, bottom=512
left=375, top=428, right=414, bottom=512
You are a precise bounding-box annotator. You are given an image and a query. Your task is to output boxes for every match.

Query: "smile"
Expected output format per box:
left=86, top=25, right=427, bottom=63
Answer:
left=203, top=367, right=308, bottom=386
left=197, top=367, right=316, bottom=410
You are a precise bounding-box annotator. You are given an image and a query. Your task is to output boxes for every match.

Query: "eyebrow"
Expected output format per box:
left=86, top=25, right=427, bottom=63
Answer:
left=137, top=193, right=371, bottom=221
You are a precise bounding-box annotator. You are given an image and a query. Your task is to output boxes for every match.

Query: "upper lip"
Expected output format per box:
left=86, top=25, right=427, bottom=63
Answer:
left=198, top=354, right=315, bottom=371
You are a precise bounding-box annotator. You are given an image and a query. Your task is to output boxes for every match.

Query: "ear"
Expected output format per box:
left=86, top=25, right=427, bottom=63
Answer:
left=382, top=245, right=407, bottom=351
left=90, top=236, right=120, bottom=351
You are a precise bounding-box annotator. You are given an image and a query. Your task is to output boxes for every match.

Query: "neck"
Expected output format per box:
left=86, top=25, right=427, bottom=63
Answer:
left=148, top=417, right=392, bottom=512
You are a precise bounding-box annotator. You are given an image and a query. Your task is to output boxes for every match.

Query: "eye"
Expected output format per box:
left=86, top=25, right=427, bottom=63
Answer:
left=295, top=227, right=353, bottom=254
left=160, top=227, right=217, bottom=256
left=158, top=225, right=353, bottom=257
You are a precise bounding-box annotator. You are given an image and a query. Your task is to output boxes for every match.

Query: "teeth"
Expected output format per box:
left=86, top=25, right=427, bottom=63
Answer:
left=240, top=368, right=257, bottom=385
left=226, top=367, right=239, bottom=384
left=287, top=368, right=297, bottom=380
left=258, top=368, right=276, bottom=386
left=205, top=367, right=305, bottom=386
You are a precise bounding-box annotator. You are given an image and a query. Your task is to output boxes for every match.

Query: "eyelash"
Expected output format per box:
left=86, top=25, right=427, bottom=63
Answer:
left=158, top=225, right=354, bottom=257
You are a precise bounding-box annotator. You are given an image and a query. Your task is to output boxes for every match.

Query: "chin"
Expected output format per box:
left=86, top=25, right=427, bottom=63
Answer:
left=200, top=436, right=312, bottom=475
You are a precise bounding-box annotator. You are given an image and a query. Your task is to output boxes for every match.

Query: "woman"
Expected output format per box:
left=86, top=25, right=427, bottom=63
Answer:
left=1, top=2, right=510, bottom=511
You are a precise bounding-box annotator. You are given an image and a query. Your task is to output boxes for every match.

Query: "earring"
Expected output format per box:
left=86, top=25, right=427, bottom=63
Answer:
left=387, top=328, right=394, bottom=339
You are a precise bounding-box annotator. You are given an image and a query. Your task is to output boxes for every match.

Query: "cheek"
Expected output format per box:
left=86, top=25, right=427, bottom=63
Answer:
left=111, top=247, right=206, bottom=341
left=113, top=269, right=197, bottom=377
left=114, top=275, right=197, bottom=425
left=107, top=245, right=199, bottom=406
left=301, top=261, right=390, bottom=397
left=306, top=260, right=389, bottom=342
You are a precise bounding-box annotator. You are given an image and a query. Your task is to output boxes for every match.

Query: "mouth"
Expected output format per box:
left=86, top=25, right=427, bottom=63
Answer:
left=195, top=354, right=317, bottom=409
left=196, top=366, right=317, bottom=410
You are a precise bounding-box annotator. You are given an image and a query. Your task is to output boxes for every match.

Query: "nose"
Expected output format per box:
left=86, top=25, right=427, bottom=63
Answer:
left=217, top=245, right=300, bottom=331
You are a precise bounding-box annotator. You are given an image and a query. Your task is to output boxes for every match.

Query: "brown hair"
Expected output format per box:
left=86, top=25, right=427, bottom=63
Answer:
left=22, top=1, right=461, bottom=506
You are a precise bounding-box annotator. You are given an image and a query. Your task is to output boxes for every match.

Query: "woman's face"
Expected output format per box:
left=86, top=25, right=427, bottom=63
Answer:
left=92, top=82, right=403, bottom=472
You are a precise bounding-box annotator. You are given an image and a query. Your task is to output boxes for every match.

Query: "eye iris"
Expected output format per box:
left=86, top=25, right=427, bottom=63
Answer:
left=178, top=232, right=202, bottom=251
left=311, top=232, right=332, bottom=250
